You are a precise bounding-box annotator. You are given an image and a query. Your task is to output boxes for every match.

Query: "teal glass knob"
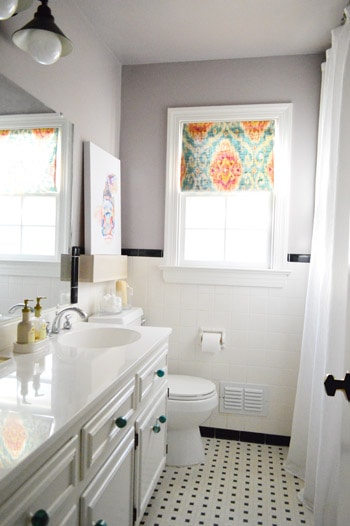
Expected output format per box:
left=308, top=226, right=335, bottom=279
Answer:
left=152, top=424, right=161, bottom=433
left=115, top=416, right=127, bottom=428
left=159, top=415, right=167, bottom=424
left=31, top=509, right=49, bottom=526
left=95, top=521, right=107, bottom=526
left=156, top=369, right=165, bottom=377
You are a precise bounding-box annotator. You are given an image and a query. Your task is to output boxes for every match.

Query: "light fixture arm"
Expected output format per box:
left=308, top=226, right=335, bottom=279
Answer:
left=22, top=0, right=66, bottom=40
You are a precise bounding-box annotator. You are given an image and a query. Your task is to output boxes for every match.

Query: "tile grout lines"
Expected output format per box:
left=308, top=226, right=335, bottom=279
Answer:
left=140, top=437, right=313, bottom=526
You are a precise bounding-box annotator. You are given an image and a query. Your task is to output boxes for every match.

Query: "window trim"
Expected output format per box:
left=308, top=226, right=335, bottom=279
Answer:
left=163, top=103, right=293, bottom=287
left=0, top=113, right=73, bottom=275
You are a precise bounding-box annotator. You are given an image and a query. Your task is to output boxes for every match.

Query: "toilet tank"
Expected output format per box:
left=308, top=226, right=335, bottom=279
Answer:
left=89, top=307, right=144, bottom=326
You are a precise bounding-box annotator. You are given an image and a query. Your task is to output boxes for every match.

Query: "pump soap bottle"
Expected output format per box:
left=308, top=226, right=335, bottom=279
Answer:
left=34, top=297, right=47, bottom=341
left=17, top=300, right=35, bottom=344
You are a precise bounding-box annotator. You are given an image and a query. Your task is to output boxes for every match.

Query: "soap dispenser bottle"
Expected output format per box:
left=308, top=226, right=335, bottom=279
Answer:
left=34, top=297, right=47, bottom=341
left=17, top=300, right=35, bottom=344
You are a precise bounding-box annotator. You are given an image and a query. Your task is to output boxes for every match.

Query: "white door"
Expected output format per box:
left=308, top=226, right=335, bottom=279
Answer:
left=337, top=395, right=350, bottom=525
left=324, top=265, right=350, bottom=526
left=335, top=271, right=350, bottom=525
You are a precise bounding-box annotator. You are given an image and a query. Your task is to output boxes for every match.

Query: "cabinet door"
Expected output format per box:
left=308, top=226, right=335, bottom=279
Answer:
left=0, top=435, right=79, bottom=526
left=60, top=504, right=79, bottom=526
left=134, top=390, right=167, bottom=524
left=80, top=427, right=134, bottom=526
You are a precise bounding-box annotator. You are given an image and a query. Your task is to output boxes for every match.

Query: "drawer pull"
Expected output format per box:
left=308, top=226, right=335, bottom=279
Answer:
left=115, top=416, right=127, bottom=428
left=156, top=369, right=165, bottom=378
left=31, top=509, right=50, bottom=526
left=152, top=414, right=167, bottom=433
left=95, top=521, right=107, bottom=526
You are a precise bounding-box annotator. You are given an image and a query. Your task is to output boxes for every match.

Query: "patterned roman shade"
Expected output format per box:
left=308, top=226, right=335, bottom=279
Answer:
left=0, top=127, right=59, bottom=194
left=180, top=120, right=275, bottom=192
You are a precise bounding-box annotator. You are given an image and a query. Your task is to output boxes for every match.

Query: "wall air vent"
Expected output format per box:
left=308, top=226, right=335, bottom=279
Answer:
left=219, top=382, right=269, bottom=416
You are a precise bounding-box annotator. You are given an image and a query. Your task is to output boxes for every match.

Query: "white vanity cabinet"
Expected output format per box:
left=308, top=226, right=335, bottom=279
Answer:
left=0, top=435, right=79, bottom=526
left=134, top=388, right=168, bottom=525
left=80, top=427, right=135, bottom=526
left=80, top=377, right=136, bottom=479
left=0, top=327, right=170, bottom=526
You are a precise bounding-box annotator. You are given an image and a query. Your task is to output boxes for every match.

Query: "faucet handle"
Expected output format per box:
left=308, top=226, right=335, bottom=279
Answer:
left=63, top=314, right=73, bottom=330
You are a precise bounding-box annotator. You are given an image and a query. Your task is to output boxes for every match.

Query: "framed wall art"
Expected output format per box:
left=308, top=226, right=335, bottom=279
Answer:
left=84, top=141, right=121, bottom=255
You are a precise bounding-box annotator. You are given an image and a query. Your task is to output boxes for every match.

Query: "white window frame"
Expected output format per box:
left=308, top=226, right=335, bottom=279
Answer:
left=162, top=103, right=293, bottom=287
left=0, top=113, right=73, bottom=277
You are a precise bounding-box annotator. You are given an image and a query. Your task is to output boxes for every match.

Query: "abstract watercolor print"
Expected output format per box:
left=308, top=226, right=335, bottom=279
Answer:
left=84, top=142, right=121, bottom=255
left=100, top=174, right=116, bottom=240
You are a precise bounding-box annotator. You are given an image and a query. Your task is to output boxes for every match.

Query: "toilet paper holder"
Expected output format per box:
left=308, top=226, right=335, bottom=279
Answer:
left=199, top=328, right=225, bottom=348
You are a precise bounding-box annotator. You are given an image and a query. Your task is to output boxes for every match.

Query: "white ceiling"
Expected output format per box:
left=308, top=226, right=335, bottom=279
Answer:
left=73, top=0, right=347, bottom=65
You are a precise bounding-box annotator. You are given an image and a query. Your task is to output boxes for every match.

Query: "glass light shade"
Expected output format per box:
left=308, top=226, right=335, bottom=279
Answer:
left=26, top=28, right=62, bottom=65
left=11, top=0, right=72, bottom=65
left=0, top=0, right=18, bottom=20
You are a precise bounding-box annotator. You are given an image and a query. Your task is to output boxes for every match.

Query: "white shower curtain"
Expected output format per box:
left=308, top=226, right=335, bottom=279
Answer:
left=285, top=6, right=350, bottom=525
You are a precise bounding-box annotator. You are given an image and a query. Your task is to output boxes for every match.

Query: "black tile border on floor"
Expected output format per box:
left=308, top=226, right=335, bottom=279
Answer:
left=200, top=426, right=290, bottom=447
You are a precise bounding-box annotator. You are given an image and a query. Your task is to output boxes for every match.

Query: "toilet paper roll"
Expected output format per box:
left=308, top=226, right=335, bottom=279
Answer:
left=201, top=332, right=221, bottom=353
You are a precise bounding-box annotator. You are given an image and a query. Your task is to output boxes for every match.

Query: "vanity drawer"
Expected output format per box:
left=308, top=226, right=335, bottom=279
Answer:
left=136, top=346, right=168, bottom=404
left=81, top=377, right=135, bottom=477
left=0, top=435, right=79, bottom=526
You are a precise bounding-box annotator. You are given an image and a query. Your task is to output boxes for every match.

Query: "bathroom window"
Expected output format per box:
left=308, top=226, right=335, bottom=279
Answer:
left=0, top=114, right=72, bottom=264
left=163, top=104, right=293, bottom=286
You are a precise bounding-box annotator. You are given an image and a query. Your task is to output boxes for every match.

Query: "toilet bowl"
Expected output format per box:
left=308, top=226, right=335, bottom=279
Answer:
left=166, top=374, right=218, bottom=466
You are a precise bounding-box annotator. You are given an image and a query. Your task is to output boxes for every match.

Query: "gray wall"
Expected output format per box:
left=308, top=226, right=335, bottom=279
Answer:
left=120, top=54, right=323, bottom=252
left=0, top=0, right=122, bottom=247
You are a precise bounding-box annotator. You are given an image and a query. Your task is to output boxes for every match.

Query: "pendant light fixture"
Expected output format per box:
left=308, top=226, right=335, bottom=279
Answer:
left=12, top=0, right=72, bottom=65
left=0, top=0, right=33, bottom=20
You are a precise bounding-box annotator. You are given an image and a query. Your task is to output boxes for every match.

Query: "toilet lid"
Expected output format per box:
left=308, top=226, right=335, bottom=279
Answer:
left=168, top=375, right=216, bottom=400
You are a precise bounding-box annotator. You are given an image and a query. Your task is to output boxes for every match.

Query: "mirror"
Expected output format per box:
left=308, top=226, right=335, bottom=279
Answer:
left=0, top=73, right=72, bottom=319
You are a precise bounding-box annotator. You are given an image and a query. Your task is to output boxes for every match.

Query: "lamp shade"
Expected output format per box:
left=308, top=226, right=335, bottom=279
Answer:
left=0, top=0, right=18, bottom=20
left=0, top=0, right=33, bottom=20
left=12, top=0, right=72, bottom=65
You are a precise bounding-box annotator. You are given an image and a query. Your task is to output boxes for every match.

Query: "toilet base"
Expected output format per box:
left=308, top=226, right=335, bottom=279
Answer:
left=166, top=427, right=205, bottom=466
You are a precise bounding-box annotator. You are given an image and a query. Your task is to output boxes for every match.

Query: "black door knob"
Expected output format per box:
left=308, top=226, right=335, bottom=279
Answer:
left=324, top=372, right=350, bottom=401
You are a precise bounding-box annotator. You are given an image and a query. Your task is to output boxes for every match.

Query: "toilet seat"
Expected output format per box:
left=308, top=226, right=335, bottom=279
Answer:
left=168, top=374, right=216, bottom=401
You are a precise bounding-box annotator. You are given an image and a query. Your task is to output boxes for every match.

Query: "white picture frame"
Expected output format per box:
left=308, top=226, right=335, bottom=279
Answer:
left=84, top=141, right=121, bottom=255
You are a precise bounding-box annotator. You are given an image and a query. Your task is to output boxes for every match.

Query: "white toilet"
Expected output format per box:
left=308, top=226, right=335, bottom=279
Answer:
left=90, top=309, right=218, bottom=466
left=166, top=374, right=218, bottom=466
left=89, top=306, right=144, bottom=326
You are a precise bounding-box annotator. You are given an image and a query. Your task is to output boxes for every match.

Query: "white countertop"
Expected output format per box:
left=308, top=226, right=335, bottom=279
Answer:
left=0, top=323, right=171, bottom=484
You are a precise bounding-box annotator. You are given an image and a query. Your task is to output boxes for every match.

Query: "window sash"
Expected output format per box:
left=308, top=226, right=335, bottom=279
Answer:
left=164, top=103, right=293, bottom=272
left=179, top=192, right=274, bottom=268
left=0, top=114, right=72, bottom=263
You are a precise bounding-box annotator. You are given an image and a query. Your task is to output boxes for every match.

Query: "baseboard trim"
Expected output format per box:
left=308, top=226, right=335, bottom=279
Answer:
left=200, top=426, right=290, bottom=447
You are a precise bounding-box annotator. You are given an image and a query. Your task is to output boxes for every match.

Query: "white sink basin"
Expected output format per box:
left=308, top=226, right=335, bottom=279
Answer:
left=58, top=326, right=141, bottom=348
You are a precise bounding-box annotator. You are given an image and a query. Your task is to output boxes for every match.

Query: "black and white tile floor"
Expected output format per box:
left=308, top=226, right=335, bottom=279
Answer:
left=140, top=437, right=313, bottom=526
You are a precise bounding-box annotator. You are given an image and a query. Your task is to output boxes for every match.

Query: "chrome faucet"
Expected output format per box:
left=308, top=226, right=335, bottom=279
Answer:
left=51, top=306, right=88, bottom=334
left=8, top=303, right=34, bottom=314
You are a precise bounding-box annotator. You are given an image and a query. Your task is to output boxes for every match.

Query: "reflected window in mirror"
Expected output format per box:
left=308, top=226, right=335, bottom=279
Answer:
left=0, top=114, right=73, bottom=264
